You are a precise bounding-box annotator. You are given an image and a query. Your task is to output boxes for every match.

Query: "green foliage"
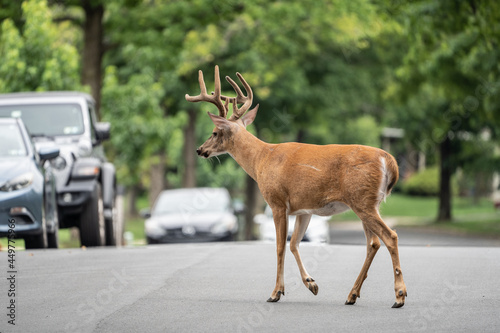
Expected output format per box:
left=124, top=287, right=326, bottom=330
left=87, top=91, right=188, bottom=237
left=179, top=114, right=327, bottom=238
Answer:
left=101, top=66, right=185, bottom=187
left=336, top=115, right=382, bottom=147
left=402, top=167, right=458, bottom=197
left=387, top=0, right=500, bottom=149
left=0, top=0, right=81, bottom=92
left=402, top=167, right=441, bottom=196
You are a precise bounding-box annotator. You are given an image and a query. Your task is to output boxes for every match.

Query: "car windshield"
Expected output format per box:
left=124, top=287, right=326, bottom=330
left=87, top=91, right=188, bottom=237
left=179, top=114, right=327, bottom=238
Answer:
left=0, top=123, right=27, bottom=157
left=153, top=189, right=230, bottom=216
left=0, top=104, right=84, bottom=136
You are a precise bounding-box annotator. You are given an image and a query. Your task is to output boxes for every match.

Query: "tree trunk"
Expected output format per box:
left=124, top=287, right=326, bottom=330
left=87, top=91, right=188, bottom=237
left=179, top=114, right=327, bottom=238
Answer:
left=149, top=151, right=166, bottom=207
left=182, top=108, right=197, bottom=188
left=244, top=175, right=258, bottom=240
left=82, top=1, right=104, bottom=118
left=437, top=136, right=452, bottom=222
left=127, top=185, right=139, bottom=218
left=296, top=129, right=306, bottom=143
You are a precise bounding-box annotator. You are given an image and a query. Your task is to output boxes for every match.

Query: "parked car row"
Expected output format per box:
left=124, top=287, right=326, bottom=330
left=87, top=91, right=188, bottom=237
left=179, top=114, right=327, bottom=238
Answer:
left=143, top=187, right=330, bottom=245
left=0, top=92, right=120, bottom=249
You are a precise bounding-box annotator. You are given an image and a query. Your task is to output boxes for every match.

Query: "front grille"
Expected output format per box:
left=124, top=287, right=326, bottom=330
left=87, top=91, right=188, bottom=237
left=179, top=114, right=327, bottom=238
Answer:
left=155, top=226, right=222, bottom=243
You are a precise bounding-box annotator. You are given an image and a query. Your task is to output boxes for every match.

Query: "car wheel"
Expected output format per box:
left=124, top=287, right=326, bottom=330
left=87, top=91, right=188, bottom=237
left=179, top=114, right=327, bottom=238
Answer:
left=105, top=196, right=116, bottom=246
left=25, top=204, right=48, bottom=249
left=47, top=193, right=59, bottom=249
left=221, top=233, right=235, bottom=242
left=146, top=236, right=159, bottom=245
left=47, top=228, right=59, bottom=248
left=79, top=183, right=105, bottom=247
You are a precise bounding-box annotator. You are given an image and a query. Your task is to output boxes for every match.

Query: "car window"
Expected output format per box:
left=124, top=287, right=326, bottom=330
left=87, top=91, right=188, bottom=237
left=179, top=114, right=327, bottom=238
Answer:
left=153, top=190, right=231, bottom=216
left=0, top=104, right=84, bottom=136
left=0, top=123, right=27, bottom=157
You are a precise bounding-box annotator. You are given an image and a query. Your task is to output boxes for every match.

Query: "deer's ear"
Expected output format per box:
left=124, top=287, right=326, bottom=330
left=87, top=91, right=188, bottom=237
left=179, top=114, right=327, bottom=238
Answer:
left=208, top=112, right=232, bottom=130
left=241, top=104, right=259, bottom=128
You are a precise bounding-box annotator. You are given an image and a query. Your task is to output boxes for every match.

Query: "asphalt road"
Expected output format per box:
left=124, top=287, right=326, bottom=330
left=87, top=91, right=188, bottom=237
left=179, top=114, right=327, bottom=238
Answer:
left=1, top=239, right=499, bottom=332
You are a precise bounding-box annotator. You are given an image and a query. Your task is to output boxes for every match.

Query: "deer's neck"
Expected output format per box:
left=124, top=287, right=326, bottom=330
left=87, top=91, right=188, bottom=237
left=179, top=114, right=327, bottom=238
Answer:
left=227, top=129, right=269, bottom=181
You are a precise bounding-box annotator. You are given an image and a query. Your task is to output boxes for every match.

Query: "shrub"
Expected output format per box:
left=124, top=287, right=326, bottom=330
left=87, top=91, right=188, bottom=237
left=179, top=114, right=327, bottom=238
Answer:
left=402, top=166, right=457, bottom=196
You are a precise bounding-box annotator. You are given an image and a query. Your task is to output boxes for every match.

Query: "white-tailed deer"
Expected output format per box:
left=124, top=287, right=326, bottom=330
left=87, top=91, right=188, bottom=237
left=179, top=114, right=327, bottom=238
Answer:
left=185, top=66, right=407, bottom=308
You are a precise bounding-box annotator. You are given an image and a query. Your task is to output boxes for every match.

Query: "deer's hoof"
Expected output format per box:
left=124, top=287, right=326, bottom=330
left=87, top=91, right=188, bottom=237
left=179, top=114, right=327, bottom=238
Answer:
left=266, top=290, right=283, bottom=303
left=307, top=281, right=318, bottom=295
left=344, top=292, right=359, bottom=305
left=392, top=301, right=405, bottom=308
left=393, top=288, right=407, bottom=308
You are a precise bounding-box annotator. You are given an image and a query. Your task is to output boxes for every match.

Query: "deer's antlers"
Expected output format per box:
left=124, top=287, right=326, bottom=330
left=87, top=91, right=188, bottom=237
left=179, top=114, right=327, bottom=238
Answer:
left=185, top=65, right=253, bottom=121
left=185, top=65, right=227, bottom=118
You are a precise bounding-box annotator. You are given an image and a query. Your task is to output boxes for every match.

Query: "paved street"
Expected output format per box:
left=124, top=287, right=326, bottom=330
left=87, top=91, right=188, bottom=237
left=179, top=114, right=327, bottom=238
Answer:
left=1, top=238, right=499, bottom=332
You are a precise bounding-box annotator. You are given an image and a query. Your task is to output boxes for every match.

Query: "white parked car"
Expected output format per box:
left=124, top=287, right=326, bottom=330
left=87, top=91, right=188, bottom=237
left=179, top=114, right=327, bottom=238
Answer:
left=254, top=205, right=330, bottom=243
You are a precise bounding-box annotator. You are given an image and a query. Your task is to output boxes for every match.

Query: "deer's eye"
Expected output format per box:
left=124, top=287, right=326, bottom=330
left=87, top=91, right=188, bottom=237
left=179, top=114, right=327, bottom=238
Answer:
left=212, top=132, right=217, bottom=137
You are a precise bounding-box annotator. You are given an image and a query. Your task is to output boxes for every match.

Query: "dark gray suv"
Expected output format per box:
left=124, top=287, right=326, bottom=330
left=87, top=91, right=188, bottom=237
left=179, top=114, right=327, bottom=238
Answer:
left=0, top=92, right=120, bottom=247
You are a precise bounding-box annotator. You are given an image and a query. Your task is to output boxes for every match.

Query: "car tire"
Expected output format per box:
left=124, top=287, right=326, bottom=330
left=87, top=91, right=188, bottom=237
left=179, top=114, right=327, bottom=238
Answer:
left=79, top=183, right=105, bottom=247
left=105, top=196, right=116, bottom=246
left=221, top=233, right=235, bottom=242
left=47, top=194, right=59, bottom=249
left=146, top=237, right=159, bottom=245
left=25, top=205, right=48, bottom=249
left=47, top=229, right=59, bottom=248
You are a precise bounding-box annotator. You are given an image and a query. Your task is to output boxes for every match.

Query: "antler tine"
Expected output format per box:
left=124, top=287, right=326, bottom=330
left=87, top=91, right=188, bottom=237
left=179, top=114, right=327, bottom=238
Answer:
left=224, top=72, right=253, bottom=121
left=185, top=65, right=227, bottom=118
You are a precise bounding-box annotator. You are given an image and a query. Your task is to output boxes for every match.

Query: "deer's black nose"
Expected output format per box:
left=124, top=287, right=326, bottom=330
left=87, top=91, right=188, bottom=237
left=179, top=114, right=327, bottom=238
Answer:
left=196, top=148, right=202, bottom=156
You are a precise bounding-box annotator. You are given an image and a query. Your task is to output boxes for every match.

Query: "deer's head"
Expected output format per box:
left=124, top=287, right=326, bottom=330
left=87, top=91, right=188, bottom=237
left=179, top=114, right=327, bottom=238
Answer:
left=185, top=66, right=259, bottom=158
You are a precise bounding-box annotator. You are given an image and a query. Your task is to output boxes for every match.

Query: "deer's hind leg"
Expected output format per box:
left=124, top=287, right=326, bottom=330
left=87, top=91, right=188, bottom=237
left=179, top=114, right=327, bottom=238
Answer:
left=290, top=214, right=318, bottom=296
left=345, top=223, right=380, bottom=305
left=354, top=208, right=407, bottom=308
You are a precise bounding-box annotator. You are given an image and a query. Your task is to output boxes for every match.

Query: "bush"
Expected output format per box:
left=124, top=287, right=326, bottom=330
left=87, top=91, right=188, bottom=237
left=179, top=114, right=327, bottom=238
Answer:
left=402, top=166, right=457, bottom=196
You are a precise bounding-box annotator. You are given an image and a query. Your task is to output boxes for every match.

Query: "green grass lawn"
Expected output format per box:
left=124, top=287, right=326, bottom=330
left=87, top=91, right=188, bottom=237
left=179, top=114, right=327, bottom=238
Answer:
left=124, top=217, right=146, bottom=245
left=0, top=228, right=80, bottom=250
left=333, top=193, right=500, bottom=237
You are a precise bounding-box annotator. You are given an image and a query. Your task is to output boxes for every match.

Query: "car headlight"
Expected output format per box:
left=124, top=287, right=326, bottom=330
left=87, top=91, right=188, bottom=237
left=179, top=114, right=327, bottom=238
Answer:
left=50, top=156, right=67, bottom=171
left=78, top=138, right=92, bottom=157
left=0, top=172, right=34, bottom=192
left=211, top=216, right=237, bottom=235
left=145, top=220, right=167, bottom=237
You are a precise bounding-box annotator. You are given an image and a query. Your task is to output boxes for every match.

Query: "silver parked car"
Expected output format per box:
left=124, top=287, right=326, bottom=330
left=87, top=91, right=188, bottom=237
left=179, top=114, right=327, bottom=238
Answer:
left=144, top=188, right=239, bottom=244
left=254, top=205, right=330, bottom=243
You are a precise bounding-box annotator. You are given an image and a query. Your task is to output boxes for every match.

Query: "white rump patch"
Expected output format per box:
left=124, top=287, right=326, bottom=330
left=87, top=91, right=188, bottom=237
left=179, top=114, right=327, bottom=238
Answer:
left=378, top=157, right=391, bottom=207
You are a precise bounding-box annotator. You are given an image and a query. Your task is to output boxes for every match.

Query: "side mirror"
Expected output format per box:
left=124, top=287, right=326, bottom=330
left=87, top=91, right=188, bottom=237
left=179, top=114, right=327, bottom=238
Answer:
left=95, top=122, right=111, bottom=141
left=38, top=147, right=59, bottom=161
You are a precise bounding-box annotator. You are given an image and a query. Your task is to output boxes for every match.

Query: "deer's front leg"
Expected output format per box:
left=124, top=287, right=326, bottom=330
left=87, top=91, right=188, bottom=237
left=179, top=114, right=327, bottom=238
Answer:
left=290, top=214, right=318, bottom=296
left=267, top=207, right=288, bottom=302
